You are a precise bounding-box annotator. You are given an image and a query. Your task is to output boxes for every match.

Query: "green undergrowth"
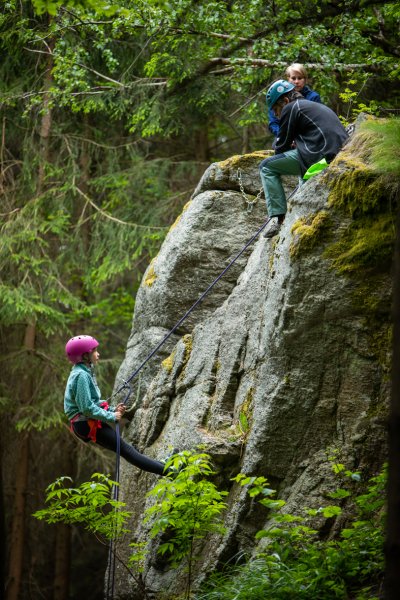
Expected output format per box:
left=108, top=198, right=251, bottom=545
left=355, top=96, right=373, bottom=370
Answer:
left=33, top=451, right=386, bottom=600
left=196, top=461, right=386, bottom=600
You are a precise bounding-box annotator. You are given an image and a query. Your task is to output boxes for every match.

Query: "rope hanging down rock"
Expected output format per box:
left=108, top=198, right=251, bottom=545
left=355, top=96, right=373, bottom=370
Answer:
left=105, top=180, right=301, bottom=599
left=110, top=180, right=302, bottom=409
left=110, top=216, right=272, bottom=408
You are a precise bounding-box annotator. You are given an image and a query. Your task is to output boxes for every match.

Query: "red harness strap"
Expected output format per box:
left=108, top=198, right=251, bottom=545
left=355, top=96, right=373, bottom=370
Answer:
left=70, top=401, right=110, bottom=443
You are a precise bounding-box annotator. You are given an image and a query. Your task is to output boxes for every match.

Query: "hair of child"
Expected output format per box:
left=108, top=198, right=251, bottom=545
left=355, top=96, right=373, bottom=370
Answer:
left=285, top=63, right=308, bottom=79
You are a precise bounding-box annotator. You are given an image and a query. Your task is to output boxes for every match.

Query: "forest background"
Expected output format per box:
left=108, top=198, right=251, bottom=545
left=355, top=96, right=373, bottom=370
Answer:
left=1, top=0, right=399, bottom=598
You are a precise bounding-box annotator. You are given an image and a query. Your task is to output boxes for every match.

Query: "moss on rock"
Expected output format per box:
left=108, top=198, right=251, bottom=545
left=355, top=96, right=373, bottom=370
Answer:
left=321, top=118, right=399, bottom=368
left=162, top=349, right=176, bottom=373
left=290, top=210, right=331, bottom=259
left=143, top=259, right=157, bottom=287
left=321, top=120, right=399, bottom=277
left=217, top=150, right=272, bottom=170
left=168, top=200, right=192, bottom=233
left=181, top=334, right=193, bottom=366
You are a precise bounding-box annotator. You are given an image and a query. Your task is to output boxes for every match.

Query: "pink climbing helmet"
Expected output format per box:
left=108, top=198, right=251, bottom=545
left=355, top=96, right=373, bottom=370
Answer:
left=65, top=335, right=99, bottom=364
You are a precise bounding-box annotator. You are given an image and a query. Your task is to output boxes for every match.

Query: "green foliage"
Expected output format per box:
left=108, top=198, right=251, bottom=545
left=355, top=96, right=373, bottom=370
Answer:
left=33, top=473, right=132, bottom=540
left=34, top=451, right=228, bottom=598
left=198, top=462, right=386, bottom=600
left=339, top=76, right=381, bottom=127
left=143, top=450, right=228, bottom=566
left=4, top=0, right=398, bottom=138
left=32, top=0, right=123, bottom=17
left=127, top=450, right=228, bottom=598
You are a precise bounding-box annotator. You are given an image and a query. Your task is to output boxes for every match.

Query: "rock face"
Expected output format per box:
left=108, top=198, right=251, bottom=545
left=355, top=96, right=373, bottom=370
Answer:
left=112, top=147, right=389, bottom=598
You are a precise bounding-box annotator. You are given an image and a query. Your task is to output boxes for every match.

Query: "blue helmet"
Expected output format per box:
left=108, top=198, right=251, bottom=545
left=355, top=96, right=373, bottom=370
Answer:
left=266, top=79, right=295, bottom=109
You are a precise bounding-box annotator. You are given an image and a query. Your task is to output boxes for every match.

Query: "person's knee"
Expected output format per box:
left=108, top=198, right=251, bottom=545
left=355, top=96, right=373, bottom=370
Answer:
left=259, top=156, right=274, bottom=173
left=260, top=159, right=275, bottom=177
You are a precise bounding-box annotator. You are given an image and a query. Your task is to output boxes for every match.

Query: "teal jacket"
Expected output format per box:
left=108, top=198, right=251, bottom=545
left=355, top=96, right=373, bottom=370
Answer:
left=64, top=363, right=116, bottom=424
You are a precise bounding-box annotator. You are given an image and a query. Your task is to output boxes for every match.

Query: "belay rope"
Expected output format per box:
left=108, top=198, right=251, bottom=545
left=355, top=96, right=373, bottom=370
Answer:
left=105, top=179, right=302, bottom=599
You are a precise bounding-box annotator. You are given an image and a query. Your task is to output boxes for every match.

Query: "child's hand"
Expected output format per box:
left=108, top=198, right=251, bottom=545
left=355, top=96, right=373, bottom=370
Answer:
left=114, top=403, right=126, bottom=421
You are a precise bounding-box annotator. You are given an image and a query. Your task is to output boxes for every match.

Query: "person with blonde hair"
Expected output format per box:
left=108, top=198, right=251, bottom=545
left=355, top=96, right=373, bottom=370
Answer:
left=268, top=63, right=321, bottom=138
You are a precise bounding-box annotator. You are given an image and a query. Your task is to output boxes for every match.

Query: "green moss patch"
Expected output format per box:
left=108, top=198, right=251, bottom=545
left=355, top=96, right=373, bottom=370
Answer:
left=290, top=210, right=331, bottom=259
left=321, top=118, right=399, bottom=370
left=217, top=150, right=272, bottom=170
left=325, top=213, right=395, bottom=274
left=143, top=259, right=157, bottom=287
left=162, top=349, right=176, bottom=373
left=323, top=118, right=399, bottom=275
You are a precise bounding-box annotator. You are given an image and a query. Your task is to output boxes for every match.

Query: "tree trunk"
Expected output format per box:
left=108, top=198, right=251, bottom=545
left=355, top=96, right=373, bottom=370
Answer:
left=241, top=126, right=250, bottom=154
left=37, top=41, right=54, bottom=194
left=195, top=125, right=209, bottom=163
left=53, top=524, right=71, bottom=600
left=6, top=43, right=53, bottom=599
left=385, top=208, right=400, bottom=599
left=5, top=323, right=35, bottom=600
left=53, top=450, right=73, bottom=600
left=0, top=438, right=6, bottom=598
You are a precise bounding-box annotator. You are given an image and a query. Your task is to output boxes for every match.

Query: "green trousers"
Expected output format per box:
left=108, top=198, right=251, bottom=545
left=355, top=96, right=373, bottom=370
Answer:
left=259, top=149, right=302, bottom=217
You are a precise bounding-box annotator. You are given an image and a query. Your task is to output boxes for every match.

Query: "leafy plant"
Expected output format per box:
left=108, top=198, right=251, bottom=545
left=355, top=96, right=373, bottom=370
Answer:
left=146, top=451, right=228, bottom=560
left=339, top=76, right=380, bottom=127
left=131, top=450, right=228, bottom=599
left=197, top=461, right=386, bottom=600
left=34, top=451, right=228, bottom=599
left=33, top=473, right=132, bottom=540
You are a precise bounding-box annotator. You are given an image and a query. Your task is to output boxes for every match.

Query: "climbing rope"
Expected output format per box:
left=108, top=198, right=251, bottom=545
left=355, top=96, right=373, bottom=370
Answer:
left=109, top=215, right=273, bottom=409
left=105, top=216, right=271, bottom=599
left=105, top=179, right=303, bottom=598
left=106, top=385, right=130, bottom=600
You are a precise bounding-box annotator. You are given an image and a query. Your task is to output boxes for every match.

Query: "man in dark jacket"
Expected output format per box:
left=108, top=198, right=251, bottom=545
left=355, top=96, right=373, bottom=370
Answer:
left=268, top=83, right=321, bottom=137
left=260, top=79, right=348, bottom=238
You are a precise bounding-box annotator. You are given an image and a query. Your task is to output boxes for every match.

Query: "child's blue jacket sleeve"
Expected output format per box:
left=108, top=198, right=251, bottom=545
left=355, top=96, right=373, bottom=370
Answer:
left=268, top=107, right=280, bottom=136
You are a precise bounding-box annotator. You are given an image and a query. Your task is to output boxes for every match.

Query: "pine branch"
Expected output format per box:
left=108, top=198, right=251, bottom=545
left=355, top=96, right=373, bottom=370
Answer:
left=74, top=186, right=167, bottom=230
left=207, top=57, right=388, bottom=73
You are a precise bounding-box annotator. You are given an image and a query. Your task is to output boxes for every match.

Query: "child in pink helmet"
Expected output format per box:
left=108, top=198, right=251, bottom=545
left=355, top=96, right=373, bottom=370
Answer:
left=64, top=335, right=166, bottom=475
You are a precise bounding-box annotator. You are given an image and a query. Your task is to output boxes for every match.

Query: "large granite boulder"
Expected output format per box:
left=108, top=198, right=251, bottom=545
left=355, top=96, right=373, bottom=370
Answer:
left=112, top=139, right=390, bottom=598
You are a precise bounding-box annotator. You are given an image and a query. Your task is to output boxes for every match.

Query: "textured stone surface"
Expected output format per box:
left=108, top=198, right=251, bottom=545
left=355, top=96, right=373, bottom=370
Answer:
left=112, top=151, right=390, bottom=598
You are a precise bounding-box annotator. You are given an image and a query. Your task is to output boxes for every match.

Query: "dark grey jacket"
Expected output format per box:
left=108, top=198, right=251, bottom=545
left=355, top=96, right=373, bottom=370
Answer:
left=275, top=98, right=348, bottom=175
